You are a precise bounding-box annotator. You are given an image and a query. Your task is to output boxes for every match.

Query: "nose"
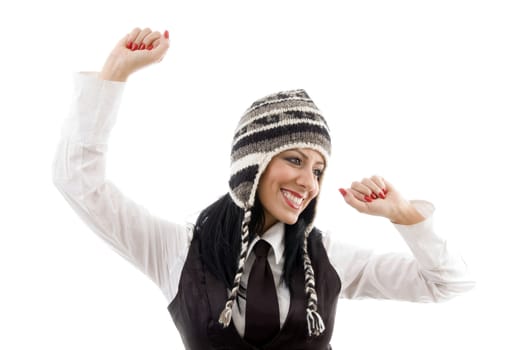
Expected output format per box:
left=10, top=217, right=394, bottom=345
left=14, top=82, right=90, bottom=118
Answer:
left=296, top=167, right=318, bottom=194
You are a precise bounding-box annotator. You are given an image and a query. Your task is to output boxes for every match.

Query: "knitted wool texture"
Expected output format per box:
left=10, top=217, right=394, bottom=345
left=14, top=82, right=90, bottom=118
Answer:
left=218, top=89, right=331, bottom=337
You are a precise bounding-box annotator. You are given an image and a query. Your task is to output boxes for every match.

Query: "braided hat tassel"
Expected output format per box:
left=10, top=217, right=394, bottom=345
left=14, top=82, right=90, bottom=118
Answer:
left=218, top=208, right=252, bottom=328
left=303, top=224, right=326, bottom=337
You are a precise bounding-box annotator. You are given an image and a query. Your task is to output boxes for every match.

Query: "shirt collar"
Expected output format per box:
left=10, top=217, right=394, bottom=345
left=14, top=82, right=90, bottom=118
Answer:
left=247, top=222, right=285, bottom=265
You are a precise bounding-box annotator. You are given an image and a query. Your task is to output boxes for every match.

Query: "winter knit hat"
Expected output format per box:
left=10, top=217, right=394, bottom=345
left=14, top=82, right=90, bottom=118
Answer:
left=218, top=89, right=331, bottom=337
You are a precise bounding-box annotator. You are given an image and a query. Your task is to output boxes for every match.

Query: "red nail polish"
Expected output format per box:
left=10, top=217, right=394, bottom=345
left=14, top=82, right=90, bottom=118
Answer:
left=126, top=41, right=132, bottom=49
left=379, top=192, right=386, bottom=199
left=382, top=188, right=388, bottom=195
left=338, top=188, right=347, bottom=196
left=147, top=44, right=153, bottom=50
left=139, top=43, right=145, bottom=50
left=364, top=195, right=372, bottom=202
left=371, top=193, right=378, bottom=199
left=131, top=43, right=138, bottom=51
left=164, top=30, right=169, bottom=39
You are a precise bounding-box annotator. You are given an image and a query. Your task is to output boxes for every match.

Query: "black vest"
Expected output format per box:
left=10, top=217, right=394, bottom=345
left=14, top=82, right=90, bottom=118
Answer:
left=168, top=232, right=341, bottom=349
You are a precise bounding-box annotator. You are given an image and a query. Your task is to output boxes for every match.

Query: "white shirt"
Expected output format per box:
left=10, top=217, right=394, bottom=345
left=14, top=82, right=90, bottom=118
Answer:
left=52, top=72, right=475, bottom=337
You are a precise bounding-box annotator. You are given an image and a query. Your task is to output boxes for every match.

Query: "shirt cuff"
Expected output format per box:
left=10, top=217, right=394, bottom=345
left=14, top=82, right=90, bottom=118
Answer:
left=61, top=72, right=126, bottom=144
left=393, top=200, right=447, bottom=269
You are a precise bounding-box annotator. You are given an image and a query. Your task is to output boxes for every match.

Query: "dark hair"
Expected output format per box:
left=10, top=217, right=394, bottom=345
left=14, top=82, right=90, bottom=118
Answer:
left=194, top=193, right=318, bottom=289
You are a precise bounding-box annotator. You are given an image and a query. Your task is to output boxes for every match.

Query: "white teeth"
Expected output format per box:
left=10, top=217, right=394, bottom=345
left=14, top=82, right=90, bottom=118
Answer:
left=282, top=190, right=303, bottom=207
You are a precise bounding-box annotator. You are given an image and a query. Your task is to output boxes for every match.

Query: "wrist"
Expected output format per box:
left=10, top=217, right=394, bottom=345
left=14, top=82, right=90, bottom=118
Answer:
left=99, top=55, right=130, bottom=82
left=389, top=202, right=425, bottom=225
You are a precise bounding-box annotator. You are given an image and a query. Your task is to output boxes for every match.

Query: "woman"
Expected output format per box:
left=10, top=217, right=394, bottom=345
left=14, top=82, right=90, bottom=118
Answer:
left=52, top=27, right=474, bottom=349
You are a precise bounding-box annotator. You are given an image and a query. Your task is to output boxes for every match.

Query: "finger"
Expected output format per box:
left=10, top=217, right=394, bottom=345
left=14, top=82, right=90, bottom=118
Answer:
left=362, top=177, right=382, bottom=193
left=383, top=179, right=396, bottom=195
left=362, top=177, right=383, bottom=199
left=127, top=27, right=142, bottom=50
left=370, top=175, right=388, bottom=199
left=350, top=181, right=373, bottom=201
left=349, top=188, right=371, bottom=203
left=134, top=27, right=153, bottom=50
left=150, top=35, right=170, bottom=61
left=371, top=175, right=386, bottom=192
left=142, top=31, right=162, bottom=50
left=116, top=33, right=130, bottom=49
left=345, top=188, right=369, bottom=212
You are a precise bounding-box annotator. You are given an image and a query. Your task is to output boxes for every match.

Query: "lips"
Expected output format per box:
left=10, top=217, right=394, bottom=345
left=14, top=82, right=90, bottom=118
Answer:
left=281, top=189, right=305, bottom=209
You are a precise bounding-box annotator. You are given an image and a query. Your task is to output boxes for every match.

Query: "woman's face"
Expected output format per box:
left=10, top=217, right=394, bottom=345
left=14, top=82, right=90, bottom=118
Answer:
left=257, top=148, right=325, bottom=232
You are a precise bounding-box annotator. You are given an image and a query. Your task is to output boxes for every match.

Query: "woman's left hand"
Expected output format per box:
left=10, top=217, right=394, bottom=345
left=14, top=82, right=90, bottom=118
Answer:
left=339, top=175, right=425, bottom=225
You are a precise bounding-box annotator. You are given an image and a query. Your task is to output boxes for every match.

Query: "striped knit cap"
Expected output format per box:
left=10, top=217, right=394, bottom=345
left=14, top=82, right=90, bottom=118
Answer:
left=218, top=89, right=331, bottom=337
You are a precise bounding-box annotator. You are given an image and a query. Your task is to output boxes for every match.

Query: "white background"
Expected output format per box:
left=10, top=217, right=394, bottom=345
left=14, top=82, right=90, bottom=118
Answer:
left=1, top=0, right=525, bottom=349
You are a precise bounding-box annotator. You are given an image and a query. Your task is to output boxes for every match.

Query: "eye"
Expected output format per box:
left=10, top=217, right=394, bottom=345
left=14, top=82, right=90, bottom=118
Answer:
left=313, top=168, right=324, bottom=178
left=286, top=157, right=301, bottom=165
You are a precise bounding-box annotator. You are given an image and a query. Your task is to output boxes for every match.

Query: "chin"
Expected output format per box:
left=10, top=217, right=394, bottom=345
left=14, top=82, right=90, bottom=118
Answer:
left=281, top=214, right=300, bottom=225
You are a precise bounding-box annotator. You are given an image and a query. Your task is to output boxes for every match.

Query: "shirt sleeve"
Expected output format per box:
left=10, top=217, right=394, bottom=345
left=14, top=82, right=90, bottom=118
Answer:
left=51, top=72, right=191, bottom=301
left=324, top=200, right=475, bottom=302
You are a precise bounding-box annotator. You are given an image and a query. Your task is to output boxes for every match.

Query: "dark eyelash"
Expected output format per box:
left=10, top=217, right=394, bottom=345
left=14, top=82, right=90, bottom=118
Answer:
left=286, top=157, right=301, bottom=165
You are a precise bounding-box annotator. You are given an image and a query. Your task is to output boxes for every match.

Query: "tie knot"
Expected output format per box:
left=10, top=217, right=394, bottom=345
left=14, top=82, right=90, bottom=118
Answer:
left=253, top=240, right=271, bottom=258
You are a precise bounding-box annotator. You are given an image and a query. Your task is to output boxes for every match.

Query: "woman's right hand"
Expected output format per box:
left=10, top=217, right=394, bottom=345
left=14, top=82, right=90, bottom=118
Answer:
left=99, top=27, right=170, bottom=82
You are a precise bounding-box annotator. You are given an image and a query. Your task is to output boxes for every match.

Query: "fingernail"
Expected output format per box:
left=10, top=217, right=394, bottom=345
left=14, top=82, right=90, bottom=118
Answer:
left=364, top=195, right=372, bottom=202
left=139, top=43, right=145, bottom=50
left=131, top=43, right=138, bottom=51
left=382, top=188, right=388, bottom=195
left=338, top=188, right=347, bottom=196
left=371, top=193, right=378, bottom=199
left=126, top=41, right=132, bottom=49
left=164, top=30, right=169, bottom=39
left=379, top=192, right=386, bottom=199
left=147, top=44, right=153, bottom=50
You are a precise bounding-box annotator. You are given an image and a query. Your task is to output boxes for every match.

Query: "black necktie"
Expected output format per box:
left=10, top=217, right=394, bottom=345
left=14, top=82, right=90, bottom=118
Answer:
left=244, top=240, right=280, bottom=346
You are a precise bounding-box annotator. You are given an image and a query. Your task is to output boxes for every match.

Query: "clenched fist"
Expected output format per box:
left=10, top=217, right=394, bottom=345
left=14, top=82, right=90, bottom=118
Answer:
left=339, top=175, right=425, bottom=225
left=99, top=27, right=170, bottom=82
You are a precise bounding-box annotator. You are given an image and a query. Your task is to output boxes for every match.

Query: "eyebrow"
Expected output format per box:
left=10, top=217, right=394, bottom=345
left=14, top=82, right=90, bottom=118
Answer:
left=293, top=149, right=325, bottom=167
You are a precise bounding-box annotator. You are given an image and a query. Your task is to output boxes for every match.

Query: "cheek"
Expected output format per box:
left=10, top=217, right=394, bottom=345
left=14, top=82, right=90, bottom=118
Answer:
left=310, top=182, right=321, bottom=199
left=266, top=166, right=294, bottom=186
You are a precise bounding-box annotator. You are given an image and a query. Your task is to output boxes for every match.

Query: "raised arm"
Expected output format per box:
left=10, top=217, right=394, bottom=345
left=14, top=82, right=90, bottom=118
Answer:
left=331, top=176, right=475, bottom=301
left=52, top=28, right=187, bottom=301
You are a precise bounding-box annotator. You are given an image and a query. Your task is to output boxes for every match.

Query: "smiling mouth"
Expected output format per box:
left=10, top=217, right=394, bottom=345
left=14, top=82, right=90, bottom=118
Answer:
left=281, top=189, right=304, bottom=209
